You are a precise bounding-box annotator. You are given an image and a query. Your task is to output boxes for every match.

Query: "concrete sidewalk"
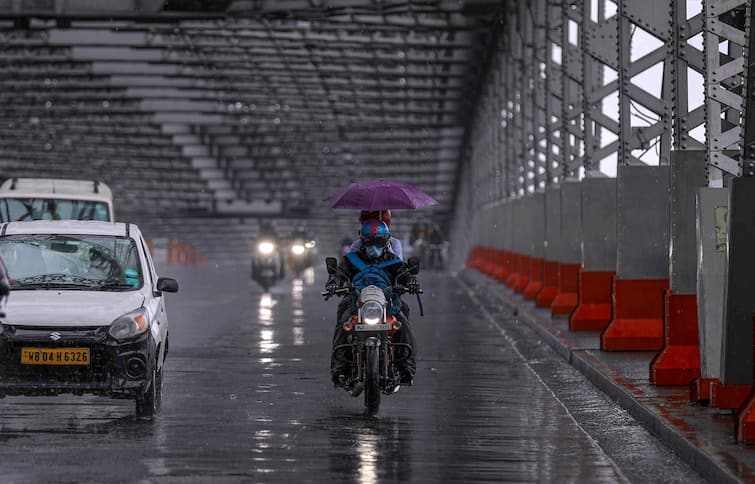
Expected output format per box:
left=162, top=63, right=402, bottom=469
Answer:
left=460, top=268, right=755, bottom=484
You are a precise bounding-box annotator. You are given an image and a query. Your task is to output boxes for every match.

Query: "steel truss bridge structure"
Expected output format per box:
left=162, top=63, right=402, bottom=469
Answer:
left=2, top=0, right=755, bottom=474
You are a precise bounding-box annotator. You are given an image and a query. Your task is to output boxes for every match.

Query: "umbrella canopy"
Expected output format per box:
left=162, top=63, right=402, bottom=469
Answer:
left=324, top=179, right=438, bottom=210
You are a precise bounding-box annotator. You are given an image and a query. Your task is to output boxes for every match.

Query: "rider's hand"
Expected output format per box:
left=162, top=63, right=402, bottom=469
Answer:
left=325, top=279, right=339, bottom=295
left=406, top=277, right=421, bottom=294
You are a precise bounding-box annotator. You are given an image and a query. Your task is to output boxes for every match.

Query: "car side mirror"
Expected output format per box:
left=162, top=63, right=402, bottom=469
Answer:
left=156, top=277, right=179, bottom=294
left=325, top=257, right=338, bottom=275
left=407, top=257, right=420, bottom=275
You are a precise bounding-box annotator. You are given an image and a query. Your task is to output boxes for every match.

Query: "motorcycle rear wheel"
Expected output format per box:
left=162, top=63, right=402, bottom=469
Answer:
left=363, top=345, right=381, bottom=414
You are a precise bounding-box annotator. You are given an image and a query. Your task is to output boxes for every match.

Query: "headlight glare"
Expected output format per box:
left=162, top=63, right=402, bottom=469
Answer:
left=109, top=308, right=149, bottom=340
left=258, top=242, right=275, bottom=254
left=291, top=244, right=305, bottom=255
left=361, top=301, right=383, bottom=325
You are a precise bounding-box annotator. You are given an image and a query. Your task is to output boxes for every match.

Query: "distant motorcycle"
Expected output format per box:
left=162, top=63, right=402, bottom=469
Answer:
left=286, top=238, right=316, bottom=276
left=425, top=241, right=449, bottom=270
left=322, top=256, right=421, bottom=414
left=252, top=238, right=284, bottom=291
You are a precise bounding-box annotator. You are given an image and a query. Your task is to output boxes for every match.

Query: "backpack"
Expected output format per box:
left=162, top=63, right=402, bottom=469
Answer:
left=346, top=252, right=404, bottom=314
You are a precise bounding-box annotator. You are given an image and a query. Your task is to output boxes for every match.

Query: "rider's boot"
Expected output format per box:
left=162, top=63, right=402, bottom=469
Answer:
left=397, top=366, right=415, bottom=386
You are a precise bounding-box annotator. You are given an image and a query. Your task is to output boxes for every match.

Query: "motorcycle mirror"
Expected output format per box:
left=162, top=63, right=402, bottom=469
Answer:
left=325, top=257, right=338, bottom=275
left=407, top=256, right=420, bottom=275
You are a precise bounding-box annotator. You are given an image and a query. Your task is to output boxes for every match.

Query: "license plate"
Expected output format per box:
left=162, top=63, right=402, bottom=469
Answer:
left=21, top=348, right=90, bottom=366
left=354, top=323, right=393, bottom=332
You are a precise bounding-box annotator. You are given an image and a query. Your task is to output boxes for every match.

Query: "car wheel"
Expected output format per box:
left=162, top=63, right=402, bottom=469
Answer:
left=135, top=361, right=163, bottom=418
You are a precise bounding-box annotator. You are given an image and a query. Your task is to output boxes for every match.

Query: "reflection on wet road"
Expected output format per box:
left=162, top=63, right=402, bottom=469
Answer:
left=0, top=265, right=703, bottom=482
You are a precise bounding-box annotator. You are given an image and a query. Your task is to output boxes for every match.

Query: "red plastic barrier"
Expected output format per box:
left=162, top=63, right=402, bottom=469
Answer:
left=551, top=263, right=580, bottom=316
left=505, top=253, right=522, bottom=288
left=711, top=382, right=751, bottom=410
left=494, top=250, right=512, bottom=282
left=523, top=258, right=543, bottom=300
left=482, top=247, right=497, bottom=276
left=570, top=270, right=614, bottom=330
left=690, top=377, right=719, bottom=402
left=738, top=389, right=755, bottom=443
left=649, top=292, right=701, bottom=385
left=166, top=239, right=206, bottom=266
left=466, top=246, right=483, bottom=269
left=536, top=261, right=559, bottom=308
left=601, top=278, right=669, bottom=351
left=736, top=314, right=755, bottom=443
left=513, top=255, right=530, bottom=294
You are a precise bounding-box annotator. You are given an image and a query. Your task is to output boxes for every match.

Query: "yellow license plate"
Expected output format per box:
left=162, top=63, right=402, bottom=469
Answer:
left=21, top=348, right=90, bottom=366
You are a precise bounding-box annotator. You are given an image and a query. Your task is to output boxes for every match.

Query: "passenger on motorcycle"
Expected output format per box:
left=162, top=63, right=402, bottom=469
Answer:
left=327, top=220, right=420, bottom=388
left=349, top=210, right=403, bottom=259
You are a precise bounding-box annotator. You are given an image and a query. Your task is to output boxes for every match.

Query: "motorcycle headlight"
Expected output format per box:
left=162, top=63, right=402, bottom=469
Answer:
left=109, top=308, right=149, bottom=340
left=291, top=244, right=305, bottom=255
left=258, top=242, right=275, bottom=254
left=361, top=301, right=383, bottom=325
left=305, top=240, right=316, bottom=249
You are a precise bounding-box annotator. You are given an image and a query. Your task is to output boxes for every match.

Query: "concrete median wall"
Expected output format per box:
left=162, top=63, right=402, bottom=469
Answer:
left=616, top=165, right=670, bottom=279
left=545, top=187, right=561, bottom=261
left=582, top=178, right=617, bottom=271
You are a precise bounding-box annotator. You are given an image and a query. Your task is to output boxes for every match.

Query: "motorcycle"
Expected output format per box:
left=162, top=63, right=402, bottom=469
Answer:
left=286, top=238, right=316, bottom=276
left=251, top=238, right=284, bottom=291
left=425, top=241, right=449, bottom=270
left=322, top=256, right=421, bottom=414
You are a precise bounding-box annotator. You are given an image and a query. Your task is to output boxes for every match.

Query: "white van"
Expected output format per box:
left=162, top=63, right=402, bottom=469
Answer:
left=0, top=178, right=114, bottom=223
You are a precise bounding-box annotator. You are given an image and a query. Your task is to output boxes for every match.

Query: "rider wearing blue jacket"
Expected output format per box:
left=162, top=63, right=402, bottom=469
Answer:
left=326, top=220, right=420, bottom=388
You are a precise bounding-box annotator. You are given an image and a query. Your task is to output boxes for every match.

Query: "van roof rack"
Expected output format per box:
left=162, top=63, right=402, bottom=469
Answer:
left=9, top=178, right=17, bottom=190
left=93, top=180, right=100, bottom=194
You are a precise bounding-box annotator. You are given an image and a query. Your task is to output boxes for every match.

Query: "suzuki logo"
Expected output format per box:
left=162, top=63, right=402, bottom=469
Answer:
left=49, top=332, right=61, bottom=341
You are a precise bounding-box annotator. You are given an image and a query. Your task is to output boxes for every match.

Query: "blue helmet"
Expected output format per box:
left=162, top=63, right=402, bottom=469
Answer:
left=359, top=220, right=390, bottom=258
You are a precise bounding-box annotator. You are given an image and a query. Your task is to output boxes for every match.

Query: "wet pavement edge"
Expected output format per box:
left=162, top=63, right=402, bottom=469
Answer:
left=458, top=268, right=751, bottom=484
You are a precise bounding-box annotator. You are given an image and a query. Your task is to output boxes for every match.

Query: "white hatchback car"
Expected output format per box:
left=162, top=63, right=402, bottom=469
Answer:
left=0, top=220, right=177, bottom=417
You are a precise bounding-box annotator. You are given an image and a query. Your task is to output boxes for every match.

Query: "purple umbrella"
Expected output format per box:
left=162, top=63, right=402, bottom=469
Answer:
left=324, top=179, right=438, bottom=210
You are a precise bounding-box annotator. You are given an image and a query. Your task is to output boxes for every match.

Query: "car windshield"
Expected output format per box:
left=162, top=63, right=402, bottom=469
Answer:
left=0, top=234, right=142, bottom=291
left=0, top=198, right=110, bottom=222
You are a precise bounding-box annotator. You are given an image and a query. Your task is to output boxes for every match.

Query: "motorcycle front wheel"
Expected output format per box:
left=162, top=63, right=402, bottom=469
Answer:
left=363, top=344, right=381, bottom=414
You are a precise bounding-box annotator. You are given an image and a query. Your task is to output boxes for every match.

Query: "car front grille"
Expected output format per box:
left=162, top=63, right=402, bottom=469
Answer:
left=0, top=326, right=114, bottom=383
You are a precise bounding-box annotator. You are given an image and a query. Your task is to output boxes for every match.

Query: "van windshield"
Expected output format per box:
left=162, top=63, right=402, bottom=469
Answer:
left=0, top=198, right=111, bottom=222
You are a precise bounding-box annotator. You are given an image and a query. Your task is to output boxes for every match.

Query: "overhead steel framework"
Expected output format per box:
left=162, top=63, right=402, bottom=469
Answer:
left=452, top=0, right=751, bottom=234
left=0, top=0, right=501, bottom=235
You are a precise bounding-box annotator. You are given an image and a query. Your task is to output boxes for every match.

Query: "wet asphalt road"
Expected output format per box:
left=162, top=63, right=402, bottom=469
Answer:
left=0, top=264, right=706, bottom=483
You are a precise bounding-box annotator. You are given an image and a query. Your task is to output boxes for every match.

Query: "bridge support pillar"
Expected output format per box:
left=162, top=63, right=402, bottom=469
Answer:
left=690, top=187, right=728, bottom=402
left=714, top=177, right=755, bottom=408
left=651, top=151, right=705, bottom=384
left=571, top=178, right=616, bottom=328
left=535, top=188, right=561, bottom=305
left=523, top=193, right=545, bottom=298
left=602, top=166, right=670, bottom=351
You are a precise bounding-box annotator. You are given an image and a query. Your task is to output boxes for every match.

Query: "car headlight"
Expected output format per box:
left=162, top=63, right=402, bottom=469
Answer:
left=361, top=301, right=383, bottom=325
left=109, top=308, right=149, bottom=340
left=291, top=244, right=305, bottom=255
left=258, top=242, right=275, bottom=254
